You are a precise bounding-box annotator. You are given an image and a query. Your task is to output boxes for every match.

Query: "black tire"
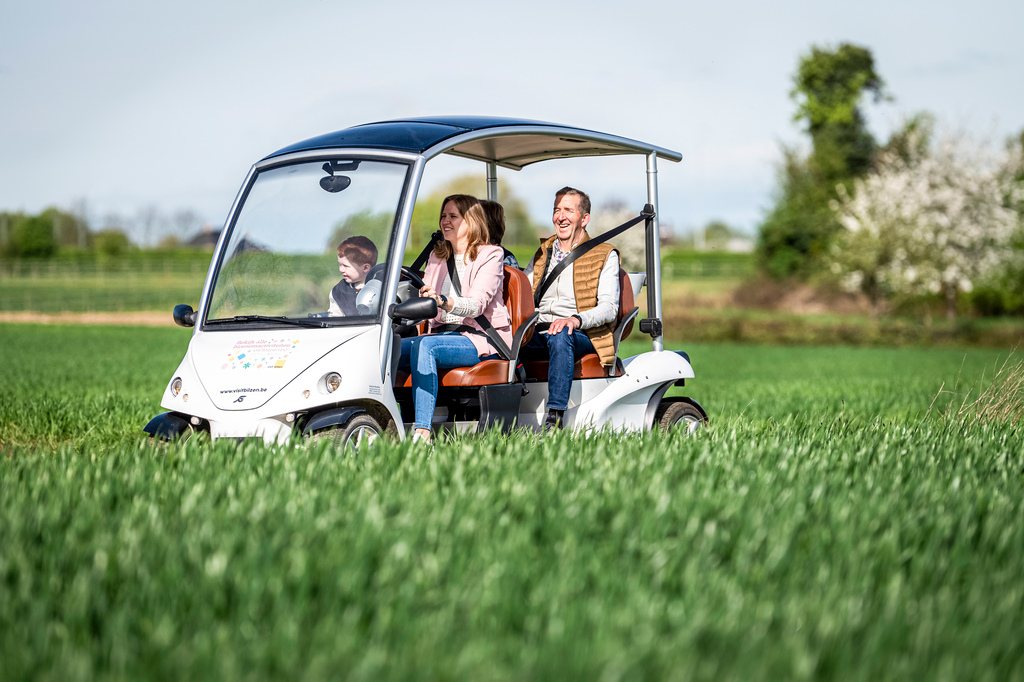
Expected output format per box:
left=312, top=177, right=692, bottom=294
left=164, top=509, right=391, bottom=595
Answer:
left=310, top=414, right=382, bottom=451
left=656, top=400, right=706, bottom=435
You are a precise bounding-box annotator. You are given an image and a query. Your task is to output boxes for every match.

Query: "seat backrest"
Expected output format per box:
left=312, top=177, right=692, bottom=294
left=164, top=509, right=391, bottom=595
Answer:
left=503, top=265, right=535, bottom=335
left=617, top=268, right=636, bottom=342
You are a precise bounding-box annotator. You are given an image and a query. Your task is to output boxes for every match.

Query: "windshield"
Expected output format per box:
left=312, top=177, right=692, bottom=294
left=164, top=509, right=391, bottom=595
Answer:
left=205, top=158, right=409, bottom=326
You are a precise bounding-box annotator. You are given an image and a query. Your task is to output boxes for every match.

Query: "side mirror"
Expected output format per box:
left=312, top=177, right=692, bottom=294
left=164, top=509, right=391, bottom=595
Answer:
left=388, top=297, right=438, bottom=322
left=173, top=304, right=197, bottom=328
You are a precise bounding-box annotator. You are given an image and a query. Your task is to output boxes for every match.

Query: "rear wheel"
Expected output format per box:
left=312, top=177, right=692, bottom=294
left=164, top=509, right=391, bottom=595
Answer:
left=310, top=414, right=382, bottom=451
left=656, top=400, right=706, bottom=435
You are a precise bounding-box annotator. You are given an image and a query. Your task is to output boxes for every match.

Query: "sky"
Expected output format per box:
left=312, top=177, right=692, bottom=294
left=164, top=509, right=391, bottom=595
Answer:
left=1, top=0, right=1022, bottom=242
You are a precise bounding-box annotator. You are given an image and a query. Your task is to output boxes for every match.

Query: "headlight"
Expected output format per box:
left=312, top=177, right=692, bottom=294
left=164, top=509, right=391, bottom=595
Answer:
left=170, top=377, right=183, bottom=397
left=324, top=372, right=342, bottom=393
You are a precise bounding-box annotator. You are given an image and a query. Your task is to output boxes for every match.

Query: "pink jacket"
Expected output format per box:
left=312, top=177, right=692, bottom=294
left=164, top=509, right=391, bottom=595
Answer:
left=422, top=244, right=513, bottom=357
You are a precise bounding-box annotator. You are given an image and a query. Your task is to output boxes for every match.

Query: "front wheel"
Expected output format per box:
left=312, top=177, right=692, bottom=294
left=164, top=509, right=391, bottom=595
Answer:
left=309, top=414, right=382, bottom=451
left=656, top=400, right=707, bottom=435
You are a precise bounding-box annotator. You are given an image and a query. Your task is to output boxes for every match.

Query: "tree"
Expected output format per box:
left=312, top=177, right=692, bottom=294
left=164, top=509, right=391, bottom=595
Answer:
left=38, top=206, right=88, bottom=249
left=830, top=125, right=1018, bottom=320
left=172, top=209, right=202, bottom=241
left=408, top=174, right=539, bottom=251
left=702, top=220, right=734, bottom=248
left=94, top=229, right=135, bottom=259
left=758, top=43, right=888, bottom=279
left=10, top=214, right=57, bottom=257
left=793, top=43, right=887, bottom=182
left=589, top=201, right=646, bottom=270
left=328, top=209, right=395, bottom=255
left=69, top=198, right=92, bottom=249
left=972, top=130, right=1024, bottom=314
left=136, top=205, right=162, bottom=248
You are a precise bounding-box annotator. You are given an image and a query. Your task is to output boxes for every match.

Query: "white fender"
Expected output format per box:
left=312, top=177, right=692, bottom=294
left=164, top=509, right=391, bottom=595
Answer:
left=572, top=351, right=694, bottom=433
left=159, top=326, right=404, bottom=444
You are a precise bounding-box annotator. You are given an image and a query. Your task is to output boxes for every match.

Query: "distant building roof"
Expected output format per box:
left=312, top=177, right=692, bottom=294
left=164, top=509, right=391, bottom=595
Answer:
left=184, top=227, right=264, bottom=254
left=185, top=227, right=220, bottom=249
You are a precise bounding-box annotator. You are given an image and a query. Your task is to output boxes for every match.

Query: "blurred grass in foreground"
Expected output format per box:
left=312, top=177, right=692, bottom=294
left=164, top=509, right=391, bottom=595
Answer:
left=2, top=324, right=1023, bottom=680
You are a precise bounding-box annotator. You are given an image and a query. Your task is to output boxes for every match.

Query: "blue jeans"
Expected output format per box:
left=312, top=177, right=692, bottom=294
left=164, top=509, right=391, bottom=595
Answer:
left=521, top=327, right=596, bottom=410
left=399, top=333, right=493, bottom=430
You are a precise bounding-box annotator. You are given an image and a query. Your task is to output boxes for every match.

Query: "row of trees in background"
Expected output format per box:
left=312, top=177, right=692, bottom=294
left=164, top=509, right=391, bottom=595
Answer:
left=2, top=178, right=542, bottom=263
left=757, top=42, right=1024, bottom=320
left=324, top=175, right=542, bottom=262
left=831, top=122, right=1023, bottom=319
left=408, top=175, right=539, bottom=249
left=0, top=204, right=205, bottom=259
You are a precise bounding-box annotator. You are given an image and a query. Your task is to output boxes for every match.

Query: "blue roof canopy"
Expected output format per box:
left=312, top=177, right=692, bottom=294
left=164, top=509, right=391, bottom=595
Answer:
left=264, top=116, right=681, bottom=170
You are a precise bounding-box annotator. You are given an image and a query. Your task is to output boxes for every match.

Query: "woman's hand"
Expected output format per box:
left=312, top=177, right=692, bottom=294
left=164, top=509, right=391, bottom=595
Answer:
left=419, top=285, right=451, bottom=312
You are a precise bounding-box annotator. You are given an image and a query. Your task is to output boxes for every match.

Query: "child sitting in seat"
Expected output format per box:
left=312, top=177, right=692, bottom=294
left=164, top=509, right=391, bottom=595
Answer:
left=329, top=235, right=378, bottom=316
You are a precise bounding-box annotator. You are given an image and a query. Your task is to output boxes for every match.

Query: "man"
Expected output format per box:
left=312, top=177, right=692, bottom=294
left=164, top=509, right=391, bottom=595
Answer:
left=328, top=235, right=378, bottom=316
left=523, top=187, right=619, bottom=429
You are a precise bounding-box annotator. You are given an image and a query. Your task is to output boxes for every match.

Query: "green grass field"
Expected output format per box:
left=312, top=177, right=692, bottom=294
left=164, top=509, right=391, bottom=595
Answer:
left=0, top=256, right=209, bottom=313
left=7, top=252, right=1023, bottom=348
left=2, top=324, right=1024, bottom=679
left=0, top=251, right=752, bottom=315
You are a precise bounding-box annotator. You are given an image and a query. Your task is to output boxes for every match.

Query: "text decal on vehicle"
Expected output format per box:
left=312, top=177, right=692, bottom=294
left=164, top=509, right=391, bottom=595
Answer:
left=222, top=338, right=300, bottom=370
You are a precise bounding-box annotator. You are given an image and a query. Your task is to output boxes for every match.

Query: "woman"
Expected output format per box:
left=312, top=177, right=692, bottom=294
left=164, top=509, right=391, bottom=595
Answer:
left=400, top=194, right=513, bottom=444
left=480, top=199, right=521, bottom=269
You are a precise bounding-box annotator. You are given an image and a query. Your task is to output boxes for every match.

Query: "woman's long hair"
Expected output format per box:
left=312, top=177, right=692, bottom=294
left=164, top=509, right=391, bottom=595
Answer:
left=433, top=194, right=490, bottom=262
left=479, top=200, right=506, bottom=245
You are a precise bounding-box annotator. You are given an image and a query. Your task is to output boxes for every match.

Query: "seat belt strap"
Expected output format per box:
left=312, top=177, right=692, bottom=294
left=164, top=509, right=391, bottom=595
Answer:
left=533, top=206, right=653, bottom=308
left=410, top=231, right=443, bottom=272
left=442, top=251, right=513, bottom=361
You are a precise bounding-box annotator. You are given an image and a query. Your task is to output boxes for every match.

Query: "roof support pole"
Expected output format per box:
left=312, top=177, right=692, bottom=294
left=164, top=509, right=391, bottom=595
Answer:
left=486, top=161, right=498, bottom=201
left=646, top=152, right=663, bottom=352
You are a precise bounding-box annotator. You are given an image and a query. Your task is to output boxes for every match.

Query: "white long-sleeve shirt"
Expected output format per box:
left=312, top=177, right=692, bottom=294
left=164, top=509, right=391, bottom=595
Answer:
left=525, top=248, right=619, bottom=329
left=438, top=253, right=481, bottom=322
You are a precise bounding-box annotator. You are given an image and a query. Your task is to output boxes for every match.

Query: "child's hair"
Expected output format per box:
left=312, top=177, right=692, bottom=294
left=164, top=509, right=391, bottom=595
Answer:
left=336, top=235, right=378, bottom=267
left=480, top=200, right=506, bottom=245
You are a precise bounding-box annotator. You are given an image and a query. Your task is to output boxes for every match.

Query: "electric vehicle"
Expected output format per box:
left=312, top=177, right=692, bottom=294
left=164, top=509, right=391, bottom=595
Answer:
left=144, top=117, right=708, bottom=447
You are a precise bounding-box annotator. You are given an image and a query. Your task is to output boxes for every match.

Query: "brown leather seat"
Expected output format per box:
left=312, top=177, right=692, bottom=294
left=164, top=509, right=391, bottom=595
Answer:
left=617, top=269, right=636, bottom=343
left=396, top=266, right=535, bottom=388
left=523, top=268, right=637, bottom=380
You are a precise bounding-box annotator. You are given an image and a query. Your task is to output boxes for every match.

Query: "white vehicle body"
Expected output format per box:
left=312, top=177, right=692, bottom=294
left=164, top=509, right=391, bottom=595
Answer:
left=146, top=118, right=707, bottom=445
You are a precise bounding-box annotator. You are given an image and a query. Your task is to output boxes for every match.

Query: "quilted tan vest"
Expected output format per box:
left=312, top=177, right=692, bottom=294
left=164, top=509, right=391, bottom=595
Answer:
left=531, top=232, right=618, bottom=367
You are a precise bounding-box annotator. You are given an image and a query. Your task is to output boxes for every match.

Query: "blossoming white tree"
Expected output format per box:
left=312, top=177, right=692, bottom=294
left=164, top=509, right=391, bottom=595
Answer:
left=590, top=201, right=647, bottom=271
left=830, top=126, right=1020, bottom=320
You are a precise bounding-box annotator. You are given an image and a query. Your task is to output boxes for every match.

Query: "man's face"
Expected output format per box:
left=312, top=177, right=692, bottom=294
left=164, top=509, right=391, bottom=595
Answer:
left=552, top=194, right=589, bottom=244
left=338, top=255, right=370, bottom=284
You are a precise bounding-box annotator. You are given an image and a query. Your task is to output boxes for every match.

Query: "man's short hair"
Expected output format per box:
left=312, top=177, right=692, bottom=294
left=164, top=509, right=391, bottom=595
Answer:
left=337, top=235, right=378, bottom=267
left=554, top=186, right=591, bottom=216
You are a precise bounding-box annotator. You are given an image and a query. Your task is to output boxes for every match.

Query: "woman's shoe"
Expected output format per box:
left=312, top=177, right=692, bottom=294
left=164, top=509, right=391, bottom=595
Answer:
left=411, top=431, right=434, bottom=453
left=543, top=409, right=564, bottom=431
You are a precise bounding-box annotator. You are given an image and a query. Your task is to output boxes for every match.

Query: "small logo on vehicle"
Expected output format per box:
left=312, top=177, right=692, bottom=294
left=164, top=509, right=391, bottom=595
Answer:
left=233, top=395, right=246, bottom=403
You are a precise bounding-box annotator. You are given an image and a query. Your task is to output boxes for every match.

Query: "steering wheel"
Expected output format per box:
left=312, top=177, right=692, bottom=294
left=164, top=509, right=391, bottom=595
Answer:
left=400, top=266, right=425, bottom=290
left=365, top=264, right=426, bottom=290
left=362, top=264, right=429, bottom=327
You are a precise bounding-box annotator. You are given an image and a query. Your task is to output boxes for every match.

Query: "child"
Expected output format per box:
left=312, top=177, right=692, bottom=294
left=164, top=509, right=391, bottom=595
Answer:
left=329, top=236, right=378, bottom=316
